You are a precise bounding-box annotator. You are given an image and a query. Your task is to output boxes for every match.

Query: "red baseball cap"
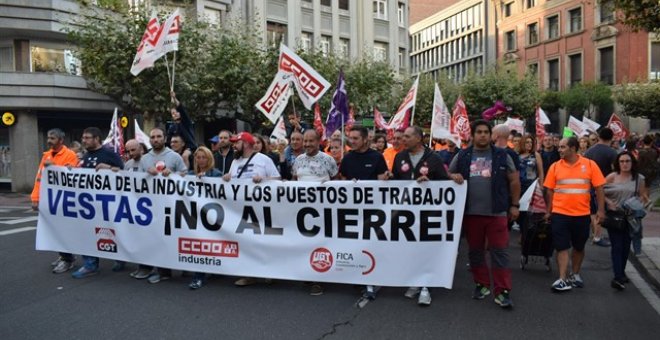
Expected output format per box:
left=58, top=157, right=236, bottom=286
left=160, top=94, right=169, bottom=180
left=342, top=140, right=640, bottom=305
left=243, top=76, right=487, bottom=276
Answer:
left=229, top=132, right=255, bottom=145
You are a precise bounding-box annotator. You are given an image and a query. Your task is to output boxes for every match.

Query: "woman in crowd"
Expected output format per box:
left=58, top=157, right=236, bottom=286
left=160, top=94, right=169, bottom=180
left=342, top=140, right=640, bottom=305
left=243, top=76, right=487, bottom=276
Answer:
left=328, top=138, right=344, bottom=167
left=170, top=135, right=192, bottom=169
left=372, top=133, right=387, bottom=154
left=578, top=136, right=590, bottom=155
left=603, top=151, right=648, bottom=290
left=516, top=134, right=544, bottom=236
left=187, top=146, right=222, bottom=290
left=254, top=134, right=280, bottom=167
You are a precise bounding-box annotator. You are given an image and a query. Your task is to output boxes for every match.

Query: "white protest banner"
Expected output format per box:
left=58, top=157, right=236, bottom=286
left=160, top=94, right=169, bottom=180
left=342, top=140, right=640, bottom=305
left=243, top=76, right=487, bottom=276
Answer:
left=505, top=117, right=525, bottom=134
left=256, top=70, right=293, bottom=124
left=134, top=119, right=152, bottom=150
left=430, top=83, right=453, bottom=141
left=279, top=44, right=331, bottom=110
left=130, top=11, right=160, bottom=76
left=582, top=116, right=601, bottom=132
left=568, top=115, right=590, bottom=136
left=37, top=167, right=466, bottom=288
left=152, top=8, right=181, bottom=60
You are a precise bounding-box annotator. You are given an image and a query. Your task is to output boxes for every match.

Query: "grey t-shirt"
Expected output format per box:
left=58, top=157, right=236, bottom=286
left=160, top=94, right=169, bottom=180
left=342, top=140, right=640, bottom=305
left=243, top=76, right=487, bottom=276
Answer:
left=449, top=147, right=516, bottom=216
left=124, top=158, right=145, bottom=172
left=141, top=147, right=187, bottom=173
left=584, top=143, right=617, bottom=177
left=409, top=151, right=424, bottom=168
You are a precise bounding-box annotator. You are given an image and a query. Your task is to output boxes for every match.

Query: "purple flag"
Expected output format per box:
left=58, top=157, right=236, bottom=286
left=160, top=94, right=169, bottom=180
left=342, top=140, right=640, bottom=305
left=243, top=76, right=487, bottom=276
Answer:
left=325, top=71, right=349, bottom=137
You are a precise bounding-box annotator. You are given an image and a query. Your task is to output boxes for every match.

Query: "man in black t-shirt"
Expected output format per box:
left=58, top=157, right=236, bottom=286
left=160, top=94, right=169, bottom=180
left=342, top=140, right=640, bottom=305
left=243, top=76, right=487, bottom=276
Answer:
left=584, top=127, right=617, bottom=247
left=339, top=126, right=388, bottom=301
left=72, top=127, right=124, bottom=279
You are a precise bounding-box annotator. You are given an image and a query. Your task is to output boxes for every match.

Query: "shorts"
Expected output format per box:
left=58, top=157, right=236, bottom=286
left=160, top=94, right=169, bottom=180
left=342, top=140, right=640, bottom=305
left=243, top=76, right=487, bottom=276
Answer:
left=550, top=213, right=591, bottom=251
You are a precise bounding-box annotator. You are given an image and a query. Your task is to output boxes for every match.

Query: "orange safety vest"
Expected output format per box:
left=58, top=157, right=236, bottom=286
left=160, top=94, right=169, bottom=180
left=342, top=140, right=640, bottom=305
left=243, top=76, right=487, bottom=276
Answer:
left=543, top=155, right=605, bottom=216
left=31, top=146, right=79, bottom=203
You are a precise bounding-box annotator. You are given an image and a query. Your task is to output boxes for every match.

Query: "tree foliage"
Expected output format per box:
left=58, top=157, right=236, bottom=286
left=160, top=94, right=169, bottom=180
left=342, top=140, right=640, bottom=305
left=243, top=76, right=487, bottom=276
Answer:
left=560, top=82, right=613, bottom=118
left=613, top=0, right=660, bottom=34
left=614, top=82, right=660, bottom=119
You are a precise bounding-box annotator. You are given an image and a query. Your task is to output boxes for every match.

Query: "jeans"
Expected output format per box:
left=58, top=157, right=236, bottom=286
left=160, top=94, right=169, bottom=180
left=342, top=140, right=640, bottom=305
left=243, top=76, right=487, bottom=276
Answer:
left=464, top=215, right=512, bottom=295
left=607, top=227, right=631, bottom=281
left=631, top=223, right=643, bottom=255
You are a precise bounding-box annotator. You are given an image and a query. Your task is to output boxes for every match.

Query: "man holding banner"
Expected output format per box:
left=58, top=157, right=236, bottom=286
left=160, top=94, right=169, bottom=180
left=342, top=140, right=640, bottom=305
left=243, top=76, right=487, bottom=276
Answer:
left=392, top=126, right=449, bottom=306
left=449, top=120, right=519, bottom=309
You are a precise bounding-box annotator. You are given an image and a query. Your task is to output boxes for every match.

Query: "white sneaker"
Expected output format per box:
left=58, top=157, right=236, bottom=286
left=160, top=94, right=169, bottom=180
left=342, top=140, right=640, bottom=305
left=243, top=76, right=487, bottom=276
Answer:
left=418, top=287, right=432, bottom=305
left=404, top=287, right=421, bottom=299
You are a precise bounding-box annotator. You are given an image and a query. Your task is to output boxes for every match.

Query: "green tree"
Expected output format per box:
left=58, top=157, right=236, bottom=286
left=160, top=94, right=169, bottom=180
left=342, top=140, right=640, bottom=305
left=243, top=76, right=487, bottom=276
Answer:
left=612, top=0, right=660, bottom=34
left=461, top=65, right=540, bottom=119
left=614, top=82, right=660, bottom=119
left=560, top=82, right=613, bottom=118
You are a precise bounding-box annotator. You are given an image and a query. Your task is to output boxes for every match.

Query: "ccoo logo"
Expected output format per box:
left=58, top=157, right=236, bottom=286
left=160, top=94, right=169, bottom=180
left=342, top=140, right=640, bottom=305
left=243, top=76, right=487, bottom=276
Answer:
left=310, top=247, right=333, bottom=273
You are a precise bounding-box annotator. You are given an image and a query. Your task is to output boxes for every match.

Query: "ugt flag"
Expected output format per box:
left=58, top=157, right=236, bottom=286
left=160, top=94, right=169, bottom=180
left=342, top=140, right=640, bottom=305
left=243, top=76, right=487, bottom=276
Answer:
left=450, top=96, right=471, bottom=142
left=390, top=77, right=419, bottom=131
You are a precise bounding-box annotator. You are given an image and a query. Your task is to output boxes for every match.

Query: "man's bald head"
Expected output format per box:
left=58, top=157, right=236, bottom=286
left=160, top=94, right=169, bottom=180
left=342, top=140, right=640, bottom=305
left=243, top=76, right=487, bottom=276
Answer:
left=125, top=139, right=143, bottom=160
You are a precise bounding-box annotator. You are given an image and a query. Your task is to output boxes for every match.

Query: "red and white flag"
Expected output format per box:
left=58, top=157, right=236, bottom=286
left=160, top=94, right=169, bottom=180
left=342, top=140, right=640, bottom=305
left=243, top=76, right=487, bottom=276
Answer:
left=568, top=115, right=590, bottom=137
left=430, top=83, right=452, bottom=140
left=450, top=96, right=471, bottom=141
left=270, top=115, right=288, bottom=142
left=255, top=70, right=293, bottom=124
left=374, top=107, right=389, bottom=130
left=130, top=12, right=160, bottom=76
left=134, top=119, right=152, bottom=150
left=103, top=108, right=124, bottom=156
left=313, top=103, right=326, bottom=140
left=535, top=106, right=548, bottom=140
left=278, top=44, right=331, bottom=110
left=390, top=77, right=419, bottom=130
left=608, top=113, right=629, bottom=140
left=152, top=8, right=181, bottom=61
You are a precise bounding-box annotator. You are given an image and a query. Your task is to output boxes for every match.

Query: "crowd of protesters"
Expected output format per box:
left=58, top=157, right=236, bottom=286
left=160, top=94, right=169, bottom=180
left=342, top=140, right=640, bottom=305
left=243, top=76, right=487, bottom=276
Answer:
left=31, top=98, right=660, bottom=309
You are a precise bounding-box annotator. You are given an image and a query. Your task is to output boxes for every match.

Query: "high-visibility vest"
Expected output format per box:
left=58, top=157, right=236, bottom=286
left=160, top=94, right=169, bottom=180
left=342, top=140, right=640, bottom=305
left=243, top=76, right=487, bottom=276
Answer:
left=544, top=155, right=605, bottom=216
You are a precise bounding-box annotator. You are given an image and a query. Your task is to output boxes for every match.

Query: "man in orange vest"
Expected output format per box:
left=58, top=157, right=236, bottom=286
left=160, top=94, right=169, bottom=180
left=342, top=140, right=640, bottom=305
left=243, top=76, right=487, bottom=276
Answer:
left=383, top=130, right=404, bottom=171
left=31, top=128, right=80, bottom=274
left=544, top=137, right=605, bottom=292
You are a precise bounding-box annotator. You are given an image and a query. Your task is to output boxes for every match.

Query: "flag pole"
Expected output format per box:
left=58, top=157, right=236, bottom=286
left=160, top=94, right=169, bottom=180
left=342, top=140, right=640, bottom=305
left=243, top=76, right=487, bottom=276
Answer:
left=171, top=51, right=177, bottom=91
left=164, top=54, right=173, bottom=91
left=341, top=113, right=345, bottom=159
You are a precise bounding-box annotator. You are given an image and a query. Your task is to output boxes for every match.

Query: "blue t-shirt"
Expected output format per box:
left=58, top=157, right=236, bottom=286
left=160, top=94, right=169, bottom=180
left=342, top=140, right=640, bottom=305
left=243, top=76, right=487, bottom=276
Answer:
left=339, top=149, right=388, bottom=180
left=81, top=146, right=124, bottom=169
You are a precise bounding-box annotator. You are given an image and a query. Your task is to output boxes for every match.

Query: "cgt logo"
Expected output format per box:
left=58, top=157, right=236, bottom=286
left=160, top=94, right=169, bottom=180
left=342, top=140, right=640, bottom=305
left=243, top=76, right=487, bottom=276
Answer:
left=178, top=238, right=239, bottom=257
left=310, top=247, right=333, bottom=273
left=95, top=227, right=117, bottom=253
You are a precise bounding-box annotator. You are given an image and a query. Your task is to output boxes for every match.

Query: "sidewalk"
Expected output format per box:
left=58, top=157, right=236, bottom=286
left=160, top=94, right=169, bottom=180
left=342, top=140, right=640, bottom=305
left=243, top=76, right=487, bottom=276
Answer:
left=3, top=190, right=660, bottom=290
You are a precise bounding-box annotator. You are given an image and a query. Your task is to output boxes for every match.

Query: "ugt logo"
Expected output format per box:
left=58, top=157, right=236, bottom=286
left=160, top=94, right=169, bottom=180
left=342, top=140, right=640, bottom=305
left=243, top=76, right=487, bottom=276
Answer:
left=96, top=227, right=117, bottom=253
left=310, top=247, right=333, bottom=273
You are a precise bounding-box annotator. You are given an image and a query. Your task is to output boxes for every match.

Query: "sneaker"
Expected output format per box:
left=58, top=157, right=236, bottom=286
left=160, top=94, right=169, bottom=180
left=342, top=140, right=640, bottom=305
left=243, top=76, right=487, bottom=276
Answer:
left=417, top=288, right=432, bottom=306
left=364, top=285, right=379, bottom=300
left=472, top=284, right=491, bottom=300
left=404, top=287, right=421, bottom=299
left=512, top=222, right=520, bottom=231
left=111, top=261, right=125, bottom=272
left=310, top=284, right=324, bottom=296
left=569, top=273, right=584, bottom=288
left=51, top=256, right=63, bottom=267
left=147, top=273, right=170, bottom=284
left=611, top=279, right=625, bottom=291
left=494, top=290, right=513, bottom=308
left=234, top=277, right=257, bottom=286
left=593, top=238, right=611, bottom=247
left=52, top=260, right=74, bottom=274
left=551, top=278, right=572, bottom=292
left=189, top=278, right=204, bottom=290
left=621, top=276, right=630, bottom=284
left=133, top=268, right=151, bottom=280
left=71, top=266, right=99, bottom=279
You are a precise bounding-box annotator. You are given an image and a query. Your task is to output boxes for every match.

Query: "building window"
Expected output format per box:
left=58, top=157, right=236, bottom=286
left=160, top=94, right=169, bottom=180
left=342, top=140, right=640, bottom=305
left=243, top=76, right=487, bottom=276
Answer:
left=31, top=46, right=81, bottom=75
left=569, top=53, right=582, bottom=86
left=203, top=8, right=223, bottom=26
left=548, top=59, right=559, bottom=90
left=321, top=0, right=331, bottom=7
left=373, top=0, right=388, bottom=20
left=320, top=35, right=331, bottom=57
left=546, top=15, right=560, bottom=39
left=398, top=2, right=405, bottom=26
left=399, top=48, right=406, bottom=69
left=599, top=0, right=615, bottom=23
left=568, top=8, right=582, bottom=33
left=526, top=0, right=536, bottom=9
left=339, top=0, right=349, bottom=10
left=374, top=42, right=387, bottom=62
left=0, top=46, right=14, bottom=72
left=505, top=30, right=516, bottom=51
left=528, top=62, right=539, bottom=76
left=527, top=23, right=538, bottom=45
left=339, top=38, right=349, bottom=59
left=599, top=46, right=614, bottom=85
left=651, top=41, right=660, bottom=80
left=266, top=22, right=287, bottom=47
left=301, top=32, right=312, bottom=52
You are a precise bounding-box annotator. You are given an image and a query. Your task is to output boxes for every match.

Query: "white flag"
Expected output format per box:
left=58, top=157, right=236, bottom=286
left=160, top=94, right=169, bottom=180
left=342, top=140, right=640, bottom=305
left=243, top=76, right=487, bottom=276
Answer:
left=102, top=108, right=124, bottom=155
left=255, top=70, right=293, bottom=124
left=430, top=83, right=452, bottom=139
left=152, top=8, right=181, bottom=61
left=134, top=119, right=152, bottom=150
left=270, top=115, right=288, bottom=141
left=389, top=77, right=419, bottom=130
left=505, top=117, right=525, bottom=134
left=568, top=115, right=590, bottom=137
left=278, top=44, right=331, bottom=109
left=582, top=116, right=601, bottom=132
left=130, top=12, right=160, bottom=76
left=538, top=107, right=551, bottom=125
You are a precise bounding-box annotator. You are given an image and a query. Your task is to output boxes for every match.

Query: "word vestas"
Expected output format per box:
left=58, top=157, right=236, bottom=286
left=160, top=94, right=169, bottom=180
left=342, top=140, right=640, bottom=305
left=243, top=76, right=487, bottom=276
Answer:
left=47, top=189, right=153, bottom=226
